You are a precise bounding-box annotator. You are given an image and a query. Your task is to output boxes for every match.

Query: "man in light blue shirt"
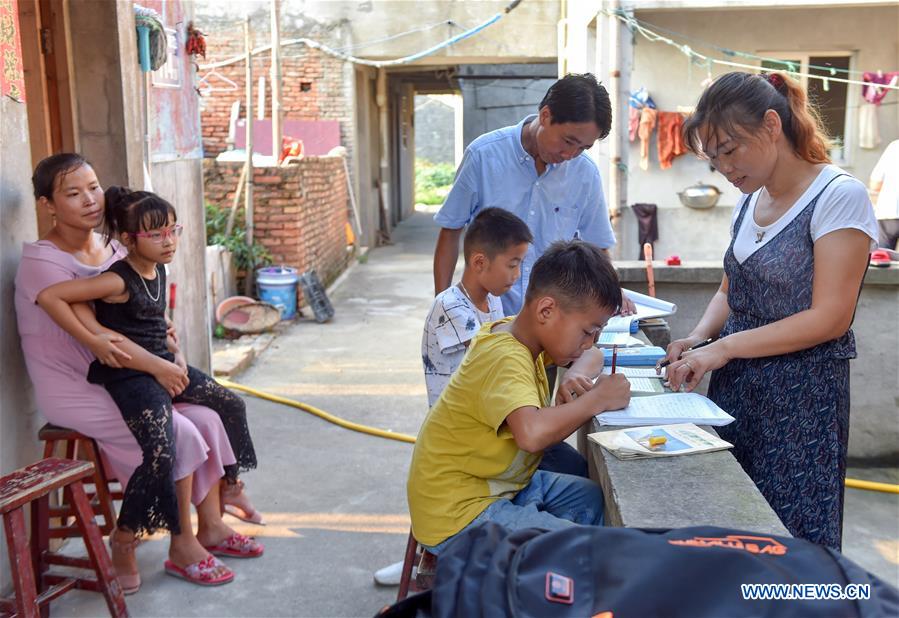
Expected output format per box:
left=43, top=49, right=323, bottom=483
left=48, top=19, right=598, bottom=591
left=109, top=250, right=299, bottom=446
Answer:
left=433, top=73, right=619, bottom=316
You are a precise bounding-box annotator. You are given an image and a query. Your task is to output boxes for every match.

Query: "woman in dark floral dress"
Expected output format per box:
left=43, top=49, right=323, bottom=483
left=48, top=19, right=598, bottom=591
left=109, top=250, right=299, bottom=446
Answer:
left=662, top=72, right=878, bottom=550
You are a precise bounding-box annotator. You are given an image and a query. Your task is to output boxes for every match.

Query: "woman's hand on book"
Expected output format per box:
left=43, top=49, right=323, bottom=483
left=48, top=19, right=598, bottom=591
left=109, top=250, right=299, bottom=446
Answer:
left=666, top=342, right=731, bottom=393
left=89, top=333, right=132, bottom=368
left=660, top=334, right=707, bottom=371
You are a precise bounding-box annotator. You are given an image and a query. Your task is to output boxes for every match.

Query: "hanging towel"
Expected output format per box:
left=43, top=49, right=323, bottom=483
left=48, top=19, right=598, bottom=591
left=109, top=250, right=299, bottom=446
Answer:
left=638, top=108, right=658, bottom=171
left=631, top=203, right=658, bottom=260
left=657, top=112, right=687, bottom=170
left=629, top=106, right=640, bottom=143
left=859, top=102, right=881, bottom=150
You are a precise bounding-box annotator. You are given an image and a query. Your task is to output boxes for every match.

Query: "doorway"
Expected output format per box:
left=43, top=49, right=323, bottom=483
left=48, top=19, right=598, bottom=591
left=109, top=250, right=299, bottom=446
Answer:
left=18, top=0, right=77, bottom=235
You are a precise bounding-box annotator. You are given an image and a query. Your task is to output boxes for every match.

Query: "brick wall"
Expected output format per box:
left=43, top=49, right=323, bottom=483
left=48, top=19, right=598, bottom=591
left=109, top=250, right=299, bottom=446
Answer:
left=204, top=158, right=350, bottom=306
left=198, top=26, right=354, bottom=162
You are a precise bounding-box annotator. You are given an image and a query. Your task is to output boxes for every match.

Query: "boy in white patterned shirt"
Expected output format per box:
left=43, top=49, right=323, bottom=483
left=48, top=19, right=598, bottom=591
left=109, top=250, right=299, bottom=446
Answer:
left=421, top=207, right=532, bottom=407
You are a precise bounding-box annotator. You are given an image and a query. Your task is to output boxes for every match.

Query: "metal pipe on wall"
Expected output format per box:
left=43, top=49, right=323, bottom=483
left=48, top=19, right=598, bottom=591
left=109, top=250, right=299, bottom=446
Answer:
left=244, top=15, right=255, bottom=296
left=270, top=0, right=283, bottom=160
left=607, top=0, right=622, bottom=218
left=614, top=3, right=633, bottom=221
left=376, top=67, right=391, bottom=241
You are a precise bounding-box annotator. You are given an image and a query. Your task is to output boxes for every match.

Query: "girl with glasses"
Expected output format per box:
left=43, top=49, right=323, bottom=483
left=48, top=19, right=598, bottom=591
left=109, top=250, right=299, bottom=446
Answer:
left=37, top=185, right=263, bottom=586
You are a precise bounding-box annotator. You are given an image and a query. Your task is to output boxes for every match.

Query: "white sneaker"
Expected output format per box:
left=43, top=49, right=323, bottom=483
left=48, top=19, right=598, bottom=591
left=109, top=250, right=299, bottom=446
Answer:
left=373, top=560, right=413, bottom=586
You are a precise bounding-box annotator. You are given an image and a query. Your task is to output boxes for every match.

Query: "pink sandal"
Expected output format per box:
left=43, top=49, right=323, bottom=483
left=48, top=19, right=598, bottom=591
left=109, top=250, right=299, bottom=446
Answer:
left=203, top=532, right=264, bottom=559
left=164, top=555, right=234, bottom=586
left=221, top=479, right=265, bottom=525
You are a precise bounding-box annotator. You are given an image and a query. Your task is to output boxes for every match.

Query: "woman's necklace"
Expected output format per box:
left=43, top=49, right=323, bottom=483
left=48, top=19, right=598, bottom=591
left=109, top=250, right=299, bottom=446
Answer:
left=458, top=281, right=487, bottom=322
left=127, top=258, right=160, bottom=302
left=753, top=184, right=802, bottom=243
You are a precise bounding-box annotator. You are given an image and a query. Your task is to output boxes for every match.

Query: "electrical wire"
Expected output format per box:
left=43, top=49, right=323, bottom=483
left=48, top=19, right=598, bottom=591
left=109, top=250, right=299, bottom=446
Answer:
left=332, top=20, right=456, bottom=54
left=604, top=8, right=899, bottom=92
left=627, top=14, right=871, bottom=78
left=199, top=0, right=522, bottom=71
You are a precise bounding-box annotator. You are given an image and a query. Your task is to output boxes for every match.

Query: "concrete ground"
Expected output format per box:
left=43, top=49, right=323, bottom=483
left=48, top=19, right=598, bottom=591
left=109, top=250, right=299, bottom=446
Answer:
left=53, top=211, right=898, bottom=616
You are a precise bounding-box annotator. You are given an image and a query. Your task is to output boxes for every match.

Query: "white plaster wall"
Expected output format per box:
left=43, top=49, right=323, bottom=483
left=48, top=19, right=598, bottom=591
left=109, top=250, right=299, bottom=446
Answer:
left=613, top=5, right=899, bottom=260
left=193, top=0, right=560, bottom=64
left=151, top=159, right=212, bottom=372
left=0, top=96, right=41, bottom=593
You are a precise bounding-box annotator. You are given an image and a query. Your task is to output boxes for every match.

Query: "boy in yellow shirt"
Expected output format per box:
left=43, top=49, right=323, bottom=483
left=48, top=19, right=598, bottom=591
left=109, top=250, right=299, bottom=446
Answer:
left=407, top=240, right=631, bottom=553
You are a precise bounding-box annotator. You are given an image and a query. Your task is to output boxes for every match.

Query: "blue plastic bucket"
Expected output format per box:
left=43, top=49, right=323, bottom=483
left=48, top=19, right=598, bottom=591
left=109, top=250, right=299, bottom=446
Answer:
left=256, top=266, right=299, bottom=319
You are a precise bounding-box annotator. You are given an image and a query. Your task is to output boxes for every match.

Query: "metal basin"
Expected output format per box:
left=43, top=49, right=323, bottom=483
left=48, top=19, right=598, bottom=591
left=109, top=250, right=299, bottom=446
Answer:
left=678, top=182, right=721, bottom=209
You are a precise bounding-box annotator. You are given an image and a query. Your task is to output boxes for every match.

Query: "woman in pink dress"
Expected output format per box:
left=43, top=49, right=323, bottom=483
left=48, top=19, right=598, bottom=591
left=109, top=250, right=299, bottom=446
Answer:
left=15, top=153, right=261, bottom=590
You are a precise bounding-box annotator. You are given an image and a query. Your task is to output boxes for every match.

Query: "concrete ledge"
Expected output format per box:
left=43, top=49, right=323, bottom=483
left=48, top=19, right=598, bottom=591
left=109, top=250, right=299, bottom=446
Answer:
left=616, top=261, right=899, bottom=286
left=212, top=333, right=277, bottom=378
left=578, top=420, right=790, bottom=536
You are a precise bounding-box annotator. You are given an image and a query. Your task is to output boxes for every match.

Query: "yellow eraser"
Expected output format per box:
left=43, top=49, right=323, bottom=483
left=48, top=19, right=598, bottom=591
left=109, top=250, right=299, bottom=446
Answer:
left=648, top=435, right=667, bottom=447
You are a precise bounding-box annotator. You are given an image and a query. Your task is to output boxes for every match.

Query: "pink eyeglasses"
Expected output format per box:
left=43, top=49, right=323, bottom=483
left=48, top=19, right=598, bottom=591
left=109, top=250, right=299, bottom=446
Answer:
left=133, top=224, right=183, bottom=244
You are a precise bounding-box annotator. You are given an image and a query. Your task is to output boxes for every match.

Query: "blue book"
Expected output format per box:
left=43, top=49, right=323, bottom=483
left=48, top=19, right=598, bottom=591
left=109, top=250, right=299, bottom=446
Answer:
left=604, top=346, right=667, bottom=367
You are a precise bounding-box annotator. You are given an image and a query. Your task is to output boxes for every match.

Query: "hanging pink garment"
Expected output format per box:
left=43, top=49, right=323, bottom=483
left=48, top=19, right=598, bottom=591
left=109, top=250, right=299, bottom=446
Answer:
left=629, top=107, right=640, bottom=142
left=859, top=72, right=898, bottom=150
left=862, top=71, right=899, bottom=105
left=638, top=108, right=658, bottom=171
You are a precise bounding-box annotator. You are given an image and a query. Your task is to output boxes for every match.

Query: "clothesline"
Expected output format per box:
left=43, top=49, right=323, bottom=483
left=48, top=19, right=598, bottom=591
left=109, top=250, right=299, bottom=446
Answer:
left=626, top=14, right=868, bottom=78
left=200, top=0, right=522, bottom=70
left=605, top=9, right=899, bottom=93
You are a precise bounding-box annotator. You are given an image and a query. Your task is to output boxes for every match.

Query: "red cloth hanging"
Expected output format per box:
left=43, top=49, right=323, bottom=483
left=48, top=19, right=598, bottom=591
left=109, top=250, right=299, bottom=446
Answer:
left=657, top=112, right=687, bottom=170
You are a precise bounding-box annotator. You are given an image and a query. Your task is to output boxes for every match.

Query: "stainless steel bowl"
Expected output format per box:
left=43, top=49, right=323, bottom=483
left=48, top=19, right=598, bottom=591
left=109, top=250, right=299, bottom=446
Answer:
left=678, top=182, right=721, bottom=209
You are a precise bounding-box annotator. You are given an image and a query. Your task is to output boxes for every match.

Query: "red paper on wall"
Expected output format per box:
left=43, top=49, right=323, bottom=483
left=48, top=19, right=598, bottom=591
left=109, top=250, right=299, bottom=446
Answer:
left=0, top=0, right=27, bottom=102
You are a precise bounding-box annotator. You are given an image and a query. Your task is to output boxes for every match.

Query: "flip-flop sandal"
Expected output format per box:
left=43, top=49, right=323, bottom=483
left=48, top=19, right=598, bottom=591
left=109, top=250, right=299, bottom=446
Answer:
left=109, top=529, right=141, bottom=595
left=203, top=532, right=265, bottom=559
left=164, top=555, right=234, bottom=586
left=221, top=480, right=266, bottom=525
left=223, top=504, right=265, bottom=525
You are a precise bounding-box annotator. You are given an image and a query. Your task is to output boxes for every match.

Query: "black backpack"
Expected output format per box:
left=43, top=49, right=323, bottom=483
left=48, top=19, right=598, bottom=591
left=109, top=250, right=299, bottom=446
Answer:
left=376, top=522, right=899, bottom=618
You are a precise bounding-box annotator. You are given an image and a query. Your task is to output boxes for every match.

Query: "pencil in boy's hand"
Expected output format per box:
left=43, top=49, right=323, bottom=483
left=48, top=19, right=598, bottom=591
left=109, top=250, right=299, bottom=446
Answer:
left=611, top=345, right=618, bottom=374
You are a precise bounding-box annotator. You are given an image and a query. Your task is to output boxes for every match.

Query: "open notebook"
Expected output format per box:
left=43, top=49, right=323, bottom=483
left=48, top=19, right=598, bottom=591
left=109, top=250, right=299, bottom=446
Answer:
left=604, top=289, right=677, bottom=333
left=595, top=393, right=734, bottom=427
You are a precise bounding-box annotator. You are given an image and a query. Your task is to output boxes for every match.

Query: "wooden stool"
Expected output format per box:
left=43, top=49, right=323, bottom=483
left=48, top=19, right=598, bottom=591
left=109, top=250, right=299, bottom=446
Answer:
left=0, top=458, right=127, bottom=618
left=396, top=529, right=438, bottom=602
left=38, top=423, right=122, bottom=537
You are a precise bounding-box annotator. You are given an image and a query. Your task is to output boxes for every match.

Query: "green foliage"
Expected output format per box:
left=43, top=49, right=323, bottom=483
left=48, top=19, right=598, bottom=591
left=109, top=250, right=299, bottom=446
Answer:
left=415, top=159, right=455, bottom=206
left=205, top=202, right=272, bottom=272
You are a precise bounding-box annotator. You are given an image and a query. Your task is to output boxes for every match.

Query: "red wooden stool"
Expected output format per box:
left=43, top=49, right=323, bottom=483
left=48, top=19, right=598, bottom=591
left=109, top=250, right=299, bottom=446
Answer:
left=0, top=458, right=127, bottom=618
left=396, top=529, right=438, bottom=602
left=38, top=423, right=122, bottom=537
